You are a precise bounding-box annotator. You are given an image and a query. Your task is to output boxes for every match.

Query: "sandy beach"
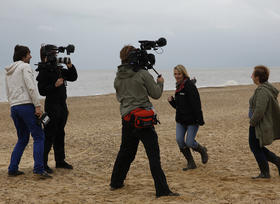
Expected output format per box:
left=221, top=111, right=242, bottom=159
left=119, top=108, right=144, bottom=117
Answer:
left=1, top=84, right=280, bottom=204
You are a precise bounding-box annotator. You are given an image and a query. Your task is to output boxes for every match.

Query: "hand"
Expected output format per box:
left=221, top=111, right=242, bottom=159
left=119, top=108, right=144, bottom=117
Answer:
left=191, top=77, right=197, bottom=84
left=66, top=62, right=73, bottom=69
left=35, top=106, right=43, bottom=118
left=157, top=76, right=164, bottom=83
left=197, top=119, right=205, bottom=126
left=55, top=78, right=64, bottom=87
left=168, top=96, right=174, bottom=102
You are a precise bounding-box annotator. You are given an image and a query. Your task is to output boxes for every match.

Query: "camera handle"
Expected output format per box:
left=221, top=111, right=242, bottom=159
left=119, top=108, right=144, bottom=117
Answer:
left=152, top=68, right=161, bottom=78
left=148, top=65, right=161, bottom=77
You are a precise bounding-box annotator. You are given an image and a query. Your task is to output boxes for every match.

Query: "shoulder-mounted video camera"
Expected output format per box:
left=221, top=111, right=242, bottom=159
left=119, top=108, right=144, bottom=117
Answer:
left=128, top=38, right=167, bottom=76
left=35, top=44, right=75, bottom=78
left=37, top=44, right=75, bottom=67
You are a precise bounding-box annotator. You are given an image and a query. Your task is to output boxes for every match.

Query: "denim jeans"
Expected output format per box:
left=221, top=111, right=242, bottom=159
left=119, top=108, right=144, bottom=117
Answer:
left=8, top=104, right=45, bottom=174
left=176, top=122, right=199, bottom=149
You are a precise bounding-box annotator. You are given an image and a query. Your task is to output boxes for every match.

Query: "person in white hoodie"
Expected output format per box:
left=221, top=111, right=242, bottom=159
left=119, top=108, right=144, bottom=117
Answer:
left=5, top=45, right=51, bottom=179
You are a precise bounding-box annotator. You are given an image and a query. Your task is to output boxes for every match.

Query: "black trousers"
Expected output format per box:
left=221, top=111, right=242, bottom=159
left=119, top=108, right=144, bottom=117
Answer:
left=110, top=120, right=171, bottom=196
left=44, top=102, right=68, bottom=165
left=249, top=126, right=279, bottom=174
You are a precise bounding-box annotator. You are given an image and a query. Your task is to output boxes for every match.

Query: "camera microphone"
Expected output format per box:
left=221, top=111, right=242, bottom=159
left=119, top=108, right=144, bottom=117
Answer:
left=156, top=38, right=167, bottom=47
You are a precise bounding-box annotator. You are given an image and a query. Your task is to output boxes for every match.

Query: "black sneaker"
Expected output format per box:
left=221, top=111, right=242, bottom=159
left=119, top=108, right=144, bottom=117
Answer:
left=56, top=161, right=73, bottom=169
left=156, top=191, right=180, bottom=198
left=8, top=170, right=24, bottom=177
left=34, top=171, right=52, bottom=179
left=110, top=184, right=124, bottom=191
left=44, top=165, right=54, bottom=174
left=252, top=172, right=270, bottom=179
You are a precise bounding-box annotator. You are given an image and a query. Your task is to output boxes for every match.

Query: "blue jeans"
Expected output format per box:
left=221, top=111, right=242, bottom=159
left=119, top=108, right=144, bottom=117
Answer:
left=176, top=122, right=199, bottom=149
left=8, top=104, right=45, bottom=174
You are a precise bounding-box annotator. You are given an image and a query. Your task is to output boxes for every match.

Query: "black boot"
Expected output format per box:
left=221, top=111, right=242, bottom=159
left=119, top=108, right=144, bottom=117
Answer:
left=252, top=159, right=270, bottom=179
left=193, top=143, right=208, bottom=164
left=180, top=147, right=197, bottom=171
left=272, top=157, right=280, bottom=176
left=265, top=152, right=280, bottom=176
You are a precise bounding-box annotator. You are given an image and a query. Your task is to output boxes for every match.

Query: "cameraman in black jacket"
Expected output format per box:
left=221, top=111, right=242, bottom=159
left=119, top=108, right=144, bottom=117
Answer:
left=36, top=44, right=78, bottom=173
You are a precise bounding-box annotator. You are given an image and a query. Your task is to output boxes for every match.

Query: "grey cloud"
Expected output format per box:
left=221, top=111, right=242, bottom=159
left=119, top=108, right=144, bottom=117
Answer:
left=0, top=0, right=279, bottom=69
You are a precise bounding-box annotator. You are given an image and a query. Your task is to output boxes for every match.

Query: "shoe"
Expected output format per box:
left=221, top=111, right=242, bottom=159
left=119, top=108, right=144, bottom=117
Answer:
left=274, top=157, right=280, bottom=176
left=267, top=154, right=280, bottom=176
left=180, top=147, right=197, bottom=171
left=44, top=165, right=54, bottom=174
left=110, top=184, right=124, bottom=191
left=156, top=191, right=180, bottom=198
left=34, top=171, right=52, bottom=179
left=56, top=161, right=73, bottom=169
left=183, top=163, right=197, bottom=171
left=8, top=170, right=24, bottom=177
left=193, top=143, right=208, bottom=164
left=252, top=172, right=270, bottom=179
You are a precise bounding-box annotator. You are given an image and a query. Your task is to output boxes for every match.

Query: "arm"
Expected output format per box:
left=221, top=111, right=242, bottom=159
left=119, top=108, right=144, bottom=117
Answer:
left=22, top=64, right=41, bottom=107
left=250, top=89, right=269, bottom=126
left=168, top=96, right=176, bottom=109
left=142, top=71, right=163, bottom=99
left=61, top=64, right=78, bottom=82
left=185, top=82, right=204, bottom=125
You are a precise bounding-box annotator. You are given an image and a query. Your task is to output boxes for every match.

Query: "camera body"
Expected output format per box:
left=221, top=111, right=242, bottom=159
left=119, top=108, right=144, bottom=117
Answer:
left=127, top=38, right=166, bottom=72
left=36, top=112, right=51, bottom=128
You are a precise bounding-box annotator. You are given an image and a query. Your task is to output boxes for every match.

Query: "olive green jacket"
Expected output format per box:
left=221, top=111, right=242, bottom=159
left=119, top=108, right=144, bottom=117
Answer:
left=249, top=82, right=280, bottom=147
left=114, top=64, right=163, bottom=117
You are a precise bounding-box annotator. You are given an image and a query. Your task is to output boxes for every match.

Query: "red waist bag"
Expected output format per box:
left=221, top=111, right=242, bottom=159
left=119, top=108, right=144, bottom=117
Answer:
left=123, top=108, right=159, bottom=128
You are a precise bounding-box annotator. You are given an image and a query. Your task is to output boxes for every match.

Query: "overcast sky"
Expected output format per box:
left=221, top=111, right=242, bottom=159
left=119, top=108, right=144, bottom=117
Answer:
left=0, top=0, right=279, bottom=70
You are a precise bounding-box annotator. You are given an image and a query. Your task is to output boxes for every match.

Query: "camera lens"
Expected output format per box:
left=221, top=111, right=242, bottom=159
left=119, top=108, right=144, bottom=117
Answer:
left=57, top=57, right=71, bottom=64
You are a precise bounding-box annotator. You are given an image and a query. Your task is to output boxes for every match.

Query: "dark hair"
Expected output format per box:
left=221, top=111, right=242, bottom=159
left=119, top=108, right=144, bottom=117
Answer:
left=40, top=44, right=57, bottom=62
left=13, top=45, right=30, bottom=62
left=120, top=45, right=135, bottom=63
left=254, top=65, right=270, bottom=83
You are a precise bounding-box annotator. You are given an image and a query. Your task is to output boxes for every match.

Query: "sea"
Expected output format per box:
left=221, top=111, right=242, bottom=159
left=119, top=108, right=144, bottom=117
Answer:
left=0, top=67, right=279, bottom=102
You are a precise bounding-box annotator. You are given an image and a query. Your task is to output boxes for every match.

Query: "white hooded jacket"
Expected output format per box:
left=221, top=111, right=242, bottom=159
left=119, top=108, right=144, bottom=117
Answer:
left=5, top=61, right=41, bottom=107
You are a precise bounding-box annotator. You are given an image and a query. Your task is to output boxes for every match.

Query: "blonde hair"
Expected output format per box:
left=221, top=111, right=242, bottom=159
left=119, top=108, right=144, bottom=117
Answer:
left=173, top=64, right=190, bottom=78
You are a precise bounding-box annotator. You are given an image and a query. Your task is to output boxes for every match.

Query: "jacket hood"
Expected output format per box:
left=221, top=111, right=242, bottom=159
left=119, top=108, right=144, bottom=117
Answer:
left=260, top=82, right=279, bottom=99
left=116, top=64, right=136, bottom=79
left=5, top=61, right=23, bottom=76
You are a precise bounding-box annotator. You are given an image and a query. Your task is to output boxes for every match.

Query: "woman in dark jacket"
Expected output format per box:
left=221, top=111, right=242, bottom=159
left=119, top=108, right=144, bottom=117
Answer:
left=168, top=65, right=208, bottom=171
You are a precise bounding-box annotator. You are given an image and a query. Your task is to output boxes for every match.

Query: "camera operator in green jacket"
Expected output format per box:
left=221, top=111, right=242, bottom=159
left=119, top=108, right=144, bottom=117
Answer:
left=249, top=65, right=280, bottom=179
left=110, top=45, right=179, bottom=197
left=114, top=62, right=163, bottom=117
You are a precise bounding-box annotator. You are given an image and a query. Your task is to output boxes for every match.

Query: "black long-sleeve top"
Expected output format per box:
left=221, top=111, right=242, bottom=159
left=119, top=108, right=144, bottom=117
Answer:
left=36, top=64, right=78, bottom=104
left=169, top=78, right=204, bottom=126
